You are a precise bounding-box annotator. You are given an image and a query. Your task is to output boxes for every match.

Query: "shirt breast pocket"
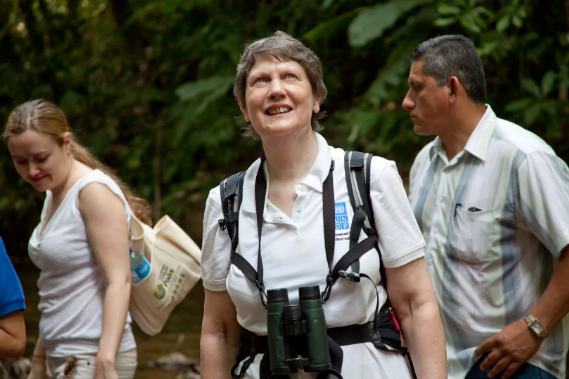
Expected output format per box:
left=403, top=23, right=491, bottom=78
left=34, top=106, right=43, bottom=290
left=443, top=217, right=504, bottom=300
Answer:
left=449, top=205, right=494, bottom=264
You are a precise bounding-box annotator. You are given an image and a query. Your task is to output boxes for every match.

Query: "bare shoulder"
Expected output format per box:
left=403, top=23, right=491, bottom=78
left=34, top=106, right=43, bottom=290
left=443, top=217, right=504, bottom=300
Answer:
left=78, top=182, right=125, bottom=218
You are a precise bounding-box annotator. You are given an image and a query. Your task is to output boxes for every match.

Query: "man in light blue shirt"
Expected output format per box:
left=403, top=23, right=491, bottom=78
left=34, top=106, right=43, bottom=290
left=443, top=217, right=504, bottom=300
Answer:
left=404, top=35, right=569, bottom=379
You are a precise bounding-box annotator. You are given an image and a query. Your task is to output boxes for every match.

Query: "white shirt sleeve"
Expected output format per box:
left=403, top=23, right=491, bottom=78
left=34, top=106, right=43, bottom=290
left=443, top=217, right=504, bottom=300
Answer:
left=201, top=186, right=232, bottom=291
left=369, top=157, right=426, bottom=268
left=518, top=151, right=569, bottom=256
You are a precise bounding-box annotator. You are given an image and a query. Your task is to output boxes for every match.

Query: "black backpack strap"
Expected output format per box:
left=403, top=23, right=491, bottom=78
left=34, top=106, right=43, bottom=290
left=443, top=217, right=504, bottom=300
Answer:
left=219, top=170, right=262, bottom=285
left=345, top=152, right=372, bottom=275
left=219, top=171, right=246, bottom=251
left=344, top=151, right=389, bottom=286
left=344, top=151, right=411, bottom=364
left=345, top=151, right=375, bottom=230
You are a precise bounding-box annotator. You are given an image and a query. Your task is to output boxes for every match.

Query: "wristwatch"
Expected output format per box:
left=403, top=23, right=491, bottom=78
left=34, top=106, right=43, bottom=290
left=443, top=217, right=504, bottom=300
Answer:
left=524, top=314, right=550, bottom=338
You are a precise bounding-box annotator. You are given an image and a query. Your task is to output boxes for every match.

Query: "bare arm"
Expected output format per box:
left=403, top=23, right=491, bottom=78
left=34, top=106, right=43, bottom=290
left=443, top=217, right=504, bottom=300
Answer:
left=201, top=289, right=242, bottom=379
left=0, top=310, right=25, bottom=358
left=80, top=183, right=131, bottom=379
left=385, top=257, right=447, bottom=379
left=531, top=246, right=569, bottom=335
left=27, top=338, right=46, bottom=379
left=475, top=245, right=569, bottom=378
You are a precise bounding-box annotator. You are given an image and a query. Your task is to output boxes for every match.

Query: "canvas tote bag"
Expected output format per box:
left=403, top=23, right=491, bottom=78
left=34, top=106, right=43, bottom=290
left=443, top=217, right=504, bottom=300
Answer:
left=129, top=211, right=202, bottom=336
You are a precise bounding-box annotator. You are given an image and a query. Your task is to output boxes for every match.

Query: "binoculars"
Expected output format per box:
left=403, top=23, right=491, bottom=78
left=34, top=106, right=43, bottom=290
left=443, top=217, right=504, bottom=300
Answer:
left=266, top=286, right=331, bottom=375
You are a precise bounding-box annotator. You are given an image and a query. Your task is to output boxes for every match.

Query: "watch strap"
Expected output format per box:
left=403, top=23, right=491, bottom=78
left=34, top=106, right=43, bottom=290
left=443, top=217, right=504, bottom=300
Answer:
left=524, top=313, right=550, bottom=338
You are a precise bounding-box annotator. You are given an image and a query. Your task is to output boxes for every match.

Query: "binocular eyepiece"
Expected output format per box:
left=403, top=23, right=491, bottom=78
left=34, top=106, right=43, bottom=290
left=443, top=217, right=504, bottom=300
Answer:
left=266, top=286, right=331, bottom=375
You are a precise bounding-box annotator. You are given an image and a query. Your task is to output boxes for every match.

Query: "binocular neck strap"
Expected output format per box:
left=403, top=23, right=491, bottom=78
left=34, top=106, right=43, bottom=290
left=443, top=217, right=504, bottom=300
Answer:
left=254, top=155, right=337, bottom=302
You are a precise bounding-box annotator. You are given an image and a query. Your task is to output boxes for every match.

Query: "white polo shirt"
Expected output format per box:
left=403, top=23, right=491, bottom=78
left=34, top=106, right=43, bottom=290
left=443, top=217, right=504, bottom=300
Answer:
left=202, top=132, right=425, bottom=378
left=409, top=106, right=569, bottom=379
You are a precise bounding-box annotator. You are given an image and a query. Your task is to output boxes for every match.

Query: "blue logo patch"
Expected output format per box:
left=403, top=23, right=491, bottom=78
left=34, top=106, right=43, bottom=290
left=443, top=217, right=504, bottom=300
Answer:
left=335, top=202, right=349, bottom=230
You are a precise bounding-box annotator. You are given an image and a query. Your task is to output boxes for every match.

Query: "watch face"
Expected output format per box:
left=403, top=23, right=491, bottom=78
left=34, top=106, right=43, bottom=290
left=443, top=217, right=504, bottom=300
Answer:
left=532, top=322, right=546, bottom=335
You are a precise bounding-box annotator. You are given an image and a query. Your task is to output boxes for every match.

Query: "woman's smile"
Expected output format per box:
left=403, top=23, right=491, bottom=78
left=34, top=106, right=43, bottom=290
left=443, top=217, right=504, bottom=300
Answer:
left=265, top=104, right=293, bottom=116
left=31, top=175, right=46, bottom=183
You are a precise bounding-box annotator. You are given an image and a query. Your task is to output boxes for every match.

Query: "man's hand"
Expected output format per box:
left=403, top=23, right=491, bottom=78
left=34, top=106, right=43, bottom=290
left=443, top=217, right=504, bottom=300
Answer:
left=474, top=319, right=543, bottom=378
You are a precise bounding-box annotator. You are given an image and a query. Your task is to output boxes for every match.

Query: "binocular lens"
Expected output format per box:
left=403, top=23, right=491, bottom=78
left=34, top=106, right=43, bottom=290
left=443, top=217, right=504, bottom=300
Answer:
left=299, top=286, right=321, bottom=301
left=267, top=288, right=289, bottom=304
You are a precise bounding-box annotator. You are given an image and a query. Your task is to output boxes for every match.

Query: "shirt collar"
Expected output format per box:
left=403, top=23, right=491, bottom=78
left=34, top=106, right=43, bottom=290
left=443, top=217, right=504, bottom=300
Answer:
left=464, top=105, right=496, bottom=161
left=428, top=104, right=496, bottom=162
left=241, top=132, right=331, bottom=213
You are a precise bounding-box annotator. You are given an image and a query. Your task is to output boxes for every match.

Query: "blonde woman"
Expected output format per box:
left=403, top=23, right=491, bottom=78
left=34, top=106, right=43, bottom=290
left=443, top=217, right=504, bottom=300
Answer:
left=4, top=99, right=150, bottom=379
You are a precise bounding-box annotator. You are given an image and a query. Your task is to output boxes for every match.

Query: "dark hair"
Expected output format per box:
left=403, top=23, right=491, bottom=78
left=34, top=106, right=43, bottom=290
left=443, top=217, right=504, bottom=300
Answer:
left=411, top=35, right=486, bottom=103
left=234, top=31, right=327, bottom=139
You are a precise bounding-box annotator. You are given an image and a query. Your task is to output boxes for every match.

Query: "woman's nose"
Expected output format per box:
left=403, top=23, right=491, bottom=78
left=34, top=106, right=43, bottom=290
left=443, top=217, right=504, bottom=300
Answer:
left=28, top=163, right=40, bottom=177
left=268, top=78, right=285, bottom=98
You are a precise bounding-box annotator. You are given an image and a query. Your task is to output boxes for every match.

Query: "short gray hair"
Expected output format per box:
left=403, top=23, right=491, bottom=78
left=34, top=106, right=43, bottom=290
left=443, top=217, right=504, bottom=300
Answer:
left=234, top=31, right=327, bottom=138
left=411, top=35, right=486, bottom=103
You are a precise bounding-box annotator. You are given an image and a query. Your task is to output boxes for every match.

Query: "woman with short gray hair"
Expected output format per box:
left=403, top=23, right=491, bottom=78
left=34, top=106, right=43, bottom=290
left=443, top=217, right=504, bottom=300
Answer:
left=200, top=31, right=447, bottom=379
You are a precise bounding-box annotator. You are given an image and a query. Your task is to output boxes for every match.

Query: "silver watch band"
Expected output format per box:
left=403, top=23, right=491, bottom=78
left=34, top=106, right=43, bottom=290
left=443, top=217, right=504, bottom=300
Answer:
left=524, top=314, right=550, bottom=338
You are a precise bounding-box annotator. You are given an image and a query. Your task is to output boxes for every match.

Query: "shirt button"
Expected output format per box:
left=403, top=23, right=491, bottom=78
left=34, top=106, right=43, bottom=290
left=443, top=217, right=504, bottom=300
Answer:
left=300, top=186, right=307, bottom=192
left=278, top=216, right=283, bottom=221
left=296, top=206, right=302, bottom=213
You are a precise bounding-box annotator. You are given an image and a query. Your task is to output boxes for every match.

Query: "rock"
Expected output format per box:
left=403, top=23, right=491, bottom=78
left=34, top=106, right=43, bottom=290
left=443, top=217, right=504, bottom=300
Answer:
left=147, top=351, right=200, bottom=372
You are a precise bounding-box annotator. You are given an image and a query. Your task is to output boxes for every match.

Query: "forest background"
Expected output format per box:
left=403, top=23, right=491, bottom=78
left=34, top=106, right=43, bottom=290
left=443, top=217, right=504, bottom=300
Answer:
left=0, top=0, right=569, bottom=375
left=1, top=0, right=568, bottom=254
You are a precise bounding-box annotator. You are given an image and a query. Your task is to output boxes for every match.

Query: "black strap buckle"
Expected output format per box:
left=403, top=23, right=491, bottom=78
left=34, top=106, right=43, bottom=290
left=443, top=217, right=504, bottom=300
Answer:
left=363, top=226, right=377, bottom=238
left=322, top=274, right=334, bottom=303
left=218, top=219, right=227, bottom=231
left=338, top=270, right=361, bottom=283
left=255, top=281, right=267, bottom=308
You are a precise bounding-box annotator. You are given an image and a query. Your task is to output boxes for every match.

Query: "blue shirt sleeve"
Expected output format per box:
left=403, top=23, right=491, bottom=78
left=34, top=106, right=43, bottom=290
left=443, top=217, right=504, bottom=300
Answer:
left=0, top=237, right=25, bottom=317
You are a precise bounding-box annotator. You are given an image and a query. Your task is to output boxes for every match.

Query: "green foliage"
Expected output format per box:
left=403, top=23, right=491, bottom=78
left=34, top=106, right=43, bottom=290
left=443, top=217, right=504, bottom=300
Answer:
left=0, top=0, right=568, bottom=255
left=348, top=0, right=433, bottom=46
left=434, top=0, right=493, bottom=33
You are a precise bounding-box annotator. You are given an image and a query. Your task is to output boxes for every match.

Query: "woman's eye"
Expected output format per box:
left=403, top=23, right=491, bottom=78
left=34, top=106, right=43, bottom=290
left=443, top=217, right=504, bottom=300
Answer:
left=36, top=156, right=48, bottom=163
left=285, top=74, right=297, bottom=79
left=15, top=160, right=26, bottom=165
left=254, top=77, right=267, bottom=83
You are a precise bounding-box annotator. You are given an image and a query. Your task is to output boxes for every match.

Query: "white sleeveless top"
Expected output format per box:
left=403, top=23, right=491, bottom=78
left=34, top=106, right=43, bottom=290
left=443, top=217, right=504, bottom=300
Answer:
left=28, top=169, right=136, bottom=358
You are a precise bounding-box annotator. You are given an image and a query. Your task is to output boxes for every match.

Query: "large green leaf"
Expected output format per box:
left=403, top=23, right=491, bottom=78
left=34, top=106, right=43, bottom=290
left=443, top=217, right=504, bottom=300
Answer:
left=161, top=0, right=182, bottom=13
left=348, top=0, right=433, bottom=47
left=520, top=77, right=542, bottom=98
left=434, top=17, right=457, bottom=27
left=175, top=75, right=234, bottom=102
left=496, top=14, right=510, bottom=32
left=504, top=98, right=532, bottom=113
left=437, top=3, right=461, bottom=15
left=541, top=71, right=556, bottom=96
left=304, top=8, right=363, bottom=42
left=524, top=102, right=541, bottom=125
left=363, top=39, right=421, bottom=105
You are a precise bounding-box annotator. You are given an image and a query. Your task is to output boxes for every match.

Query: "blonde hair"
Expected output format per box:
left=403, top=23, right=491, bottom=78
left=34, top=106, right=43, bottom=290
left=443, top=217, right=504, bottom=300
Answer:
left=4, top=99, right=152, bottom=225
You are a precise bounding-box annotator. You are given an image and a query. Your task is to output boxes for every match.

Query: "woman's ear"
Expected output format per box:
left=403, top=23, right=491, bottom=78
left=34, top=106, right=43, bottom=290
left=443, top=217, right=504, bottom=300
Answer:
left=63, top=132, right=73, bottom=154
left=313, top=100, right=321, bottom=114
left=238, top=99, right=250, bottom=123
